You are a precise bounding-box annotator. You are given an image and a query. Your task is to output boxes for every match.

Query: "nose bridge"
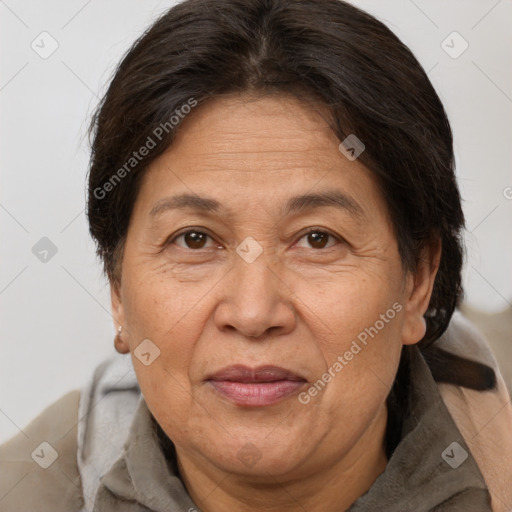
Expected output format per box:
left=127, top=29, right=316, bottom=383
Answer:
left=213, top=246, right=295, bottom=339
left=235, top=250, right=276, bottom=306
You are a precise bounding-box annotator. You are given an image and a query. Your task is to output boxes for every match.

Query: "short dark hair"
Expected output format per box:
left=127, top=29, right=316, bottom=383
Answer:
left=87, top=0, right=480, bottom=379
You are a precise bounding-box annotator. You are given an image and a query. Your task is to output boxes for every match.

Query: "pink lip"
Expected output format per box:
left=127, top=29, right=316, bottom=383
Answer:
left=207, top=365, right=307, bottom=407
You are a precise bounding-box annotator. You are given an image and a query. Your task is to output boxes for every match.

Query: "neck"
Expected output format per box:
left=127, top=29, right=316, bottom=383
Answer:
left=176, top=403, right=389, bottom=512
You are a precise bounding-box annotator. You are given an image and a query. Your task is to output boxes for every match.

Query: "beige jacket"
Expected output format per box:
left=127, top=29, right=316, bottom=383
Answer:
left=1, top=312, right=511, bottom=511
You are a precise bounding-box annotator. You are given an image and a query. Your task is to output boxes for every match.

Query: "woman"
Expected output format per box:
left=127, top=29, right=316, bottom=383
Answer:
left=1, top=0, right=511, bottom=511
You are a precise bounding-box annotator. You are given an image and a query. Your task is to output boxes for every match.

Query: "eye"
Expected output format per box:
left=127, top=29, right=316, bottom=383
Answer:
left=296, top=229, right=339, bottom=249
left=167, top=228, right=340, bottom=251
left=170, top=229, right=216, bottom=250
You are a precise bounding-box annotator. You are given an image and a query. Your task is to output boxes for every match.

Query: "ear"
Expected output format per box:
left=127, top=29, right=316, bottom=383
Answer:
left=111, top=279, right=130, bottom=354
left=401, top=239, right=442, bottom=346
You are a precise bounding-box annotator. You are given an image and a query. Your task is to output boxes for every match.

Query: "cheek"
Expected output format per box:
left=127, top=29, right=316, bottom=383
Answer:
left=301, top=313, right=403, bottom=449
left=122, top=278, right=206, bottom=438
left=294, top=265, right=405, bottom=412
left=294, top=266, right=405, bottom=355
left=123, top=269, right=211, bottom=344
left=121, top=275, right=212, bottom=402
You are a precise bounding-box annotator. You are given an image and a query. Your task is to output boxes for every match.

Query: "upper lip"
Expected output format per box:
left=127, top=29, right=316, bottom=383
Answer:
left=207, top=365, right=306, bottom=383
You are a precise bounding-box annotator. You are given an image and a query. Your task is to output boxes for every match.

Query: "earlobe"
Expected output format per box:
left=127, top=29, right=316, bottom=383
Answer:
left=114, top=326, right=130, bottom=354
left=110, top=280, right=130, bottom=354
left=401, top=240, right=441, bottom=346
left=402, top=309, right=427, bottom=346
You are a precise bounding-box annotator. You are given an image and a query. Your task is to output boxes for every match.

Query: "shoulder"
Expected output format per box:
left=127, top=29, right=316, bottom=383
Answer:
left=0, top=390, right=84, bottom=512
left=436, top=311, right=512, bottom=512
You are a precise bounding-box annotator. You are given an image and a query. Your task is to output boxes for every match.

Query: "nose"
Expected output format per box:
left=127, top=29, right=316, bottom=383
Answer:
left=213, top=252, right=296, bottom=340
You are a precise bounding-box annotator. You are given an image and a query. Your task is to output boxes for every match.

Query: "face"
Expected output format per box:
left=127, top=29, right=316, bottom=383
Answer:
left=112, top=92, right=437, bottom=482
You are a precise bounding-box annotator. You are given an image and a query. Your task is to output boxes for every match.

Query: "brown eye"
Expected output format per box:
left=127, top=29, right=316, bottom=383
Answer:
left=297, top=230, right=338, bottom=250
left=308, top=232, right=328, bottom=249
left=172, top=230, right=212, bottom=249
left=185, top=231, right=207, bottom=249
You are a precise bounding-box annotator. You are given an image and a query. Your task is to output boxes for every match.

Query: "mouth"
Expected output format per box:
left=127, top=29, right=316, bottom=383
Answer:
left=206, top=365, right=307, bottom=407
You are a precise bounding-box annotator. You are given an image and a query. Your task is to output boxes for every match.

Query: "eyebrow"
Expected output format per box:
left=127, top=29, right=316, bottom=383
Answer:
left=149, top=191, right=366, bottom=220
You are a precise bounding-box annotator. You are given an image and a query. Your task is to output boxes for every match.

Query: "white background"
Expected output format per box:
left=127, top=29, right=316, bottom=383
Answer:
left=1, top=0, right=511, bottom=443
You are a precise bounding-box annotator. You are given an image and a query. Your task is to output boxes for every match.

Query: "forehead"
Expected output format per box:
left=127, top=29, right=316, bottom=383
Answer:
left=164, top=93, right=339, bottom=165
left=134, top=93, right=387, bottom=222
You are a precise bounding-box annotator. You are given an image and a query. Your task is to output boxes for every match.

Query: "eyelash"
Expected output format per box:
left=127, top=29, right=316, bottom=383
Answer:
left=167, top=228, right=342, bottom=251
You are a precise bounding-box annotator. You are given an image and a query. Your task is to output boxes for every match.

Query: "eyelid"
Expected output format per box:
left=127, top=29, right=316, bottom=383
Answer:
left=167, top=228, right=218, bottom=249
left=167, top=227, right=344, bottom=251
left=294, top=228, right=342, bottom=249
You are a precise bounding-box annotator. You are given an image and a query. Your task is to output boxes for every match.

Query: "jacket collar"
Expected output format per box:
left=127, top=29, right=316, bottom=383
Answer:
left=94, top=394, right=197, bottom=511
left=347, top=345, right=491, bottom=511
left=96, top=345, right=492, bottom=511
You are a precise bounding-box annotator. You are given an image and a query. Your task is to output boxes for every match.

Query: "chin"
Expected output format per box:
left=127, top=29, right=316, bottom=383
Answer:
left=206, top=436, right=312, bottom=478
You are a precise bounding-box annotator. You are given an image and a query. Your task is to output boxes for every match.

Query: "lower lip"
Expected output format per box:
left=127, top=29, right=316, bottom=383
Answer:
left=208, top=380, right=306, bottom=406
